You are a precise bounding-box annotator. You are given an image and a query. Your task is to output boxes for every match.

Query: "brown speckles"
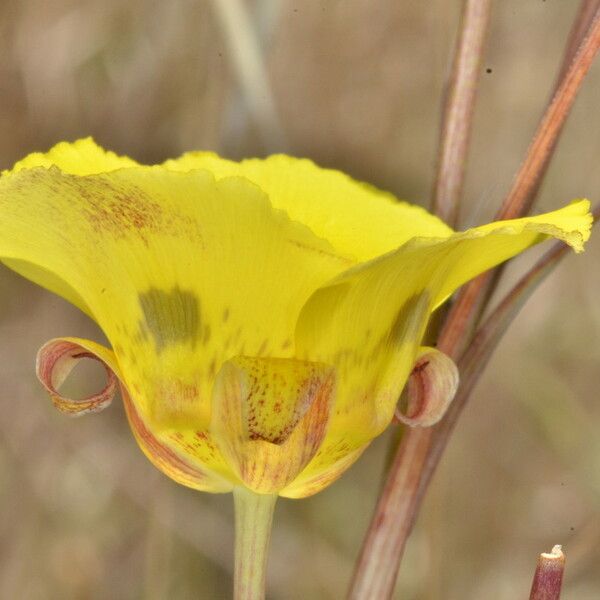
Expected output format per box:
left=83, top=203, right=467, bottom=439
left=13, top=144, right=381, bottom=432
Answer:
left=208, top=358, right=217, bottom=378
left=156, top=380, right=200, bottom=406
left=288, top=239, right=353, bottom=267
left=281, top=338, right=292, bottom=351
left=36, top=170, right=206, bottom=246
left=70, top=177, right=162, bottom=239
left=138, top=287, right=200, bottom=353
left=222, top=307, right=230, bottom=323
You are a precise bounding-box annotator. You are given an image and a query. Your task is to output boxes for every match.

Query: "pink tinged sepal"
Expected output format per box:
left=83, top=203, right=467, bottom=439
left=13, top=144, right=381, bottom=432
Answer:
left=394, top=347, right=459, bottom=427
left=35, top=337, right=230, bottom=492
left=211, top=356, right=336, bottom=494
left=36, top=338, right=118, bottom=416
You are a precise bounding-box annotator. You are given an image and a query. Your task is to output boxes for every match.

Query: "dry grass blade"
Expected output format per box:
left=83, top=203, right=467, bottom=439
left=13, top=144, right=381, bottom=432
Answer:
left=209, top=0, right=287, bottom=152
left=431, top=0, right=492, bottom=226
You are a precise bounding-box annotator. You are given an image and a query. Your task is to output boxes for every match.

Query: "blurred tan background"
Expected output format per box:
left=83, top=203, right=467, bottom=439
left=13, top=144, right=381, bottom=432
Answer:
left=0, top=1, right=599, bottom=598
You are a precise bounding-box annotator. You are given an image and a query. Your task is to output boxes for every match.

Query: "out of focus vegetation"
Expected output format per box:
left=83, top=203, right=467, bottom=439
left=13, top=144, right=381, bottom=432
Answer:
left=0, top=1, right=598, bottom=598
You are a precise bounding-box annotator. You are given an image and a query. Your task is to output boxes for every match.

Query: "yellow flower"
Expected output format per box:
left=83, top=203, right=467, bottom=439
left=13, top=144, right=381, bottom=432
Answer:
left=0, top=138, right=592, bottom=498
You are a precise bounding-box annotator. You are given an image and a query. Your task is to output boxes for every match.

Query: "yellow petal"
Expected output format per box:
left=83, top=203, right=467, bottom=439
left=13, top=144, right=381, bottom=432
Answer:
left=122, top=387, right=234, bottom=492
left=211, top=356, right=335, bottom=493
left=284, top=346, right=458, bottom=498
left=162, top=152, right=453, bottom=261
left=6, top=137, right=138, bottom=175
left=280, top=441, right=367, bottom=499
left=0, top=145, right=353, bottom=492
left=286, top=201, right=591, bottom=497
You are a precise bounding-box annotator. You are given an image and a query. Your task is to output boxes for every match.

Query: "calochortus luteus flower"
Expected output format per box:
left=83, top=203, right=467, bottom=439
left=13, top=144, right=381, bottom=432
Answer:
left=0, top=139, right=591, bottom=594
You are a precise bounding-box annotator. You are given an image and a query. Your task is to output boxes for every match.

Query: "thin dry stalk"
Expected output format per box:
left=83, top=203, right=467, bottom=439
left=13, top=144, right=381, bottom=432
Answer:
left=347, top=429, right=434, bottom=600
left=431, top=0, right=492, bottom=226
left=349, top=5, right=600, bottom=598
left=498, top=4, right=600, bottom=220
left=439, top=1, right=600, bottom=359
left=559, top=0, right=600, bottom=83
left=209, top=0, right=287, bottom=152
left=348, top=0, right=493, bottom=594
left=529, top=545, right=565, bottom=600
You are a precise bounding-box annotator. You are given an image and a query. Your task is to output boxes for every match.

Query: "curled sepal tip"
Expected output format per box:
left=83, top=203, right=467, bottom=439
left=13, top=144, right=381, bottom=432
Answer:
left=36, top=337, right=119, bottom=416
left=394, top=346, right=459, bottom=427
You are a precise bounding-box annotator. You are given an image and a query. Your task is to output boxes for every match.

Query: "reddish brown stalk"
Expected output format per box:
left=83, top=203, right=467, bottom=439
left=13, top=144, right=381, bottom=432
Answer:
left=559, top=0, right=600, bottom=83
left=349, top=1, right=493, bottom=593
left=479, top=0, right=600, bottom=315
left=529, top=545, right=565, bottom=600
left=431, top=0, right=492, bottom=226
left=347, top=429, right=434, bottom=600
left=439, top=1, right=600, bottom=359
left=349, top=5, right=600, bottom=598
left=498, top=5, right=600, bottom=220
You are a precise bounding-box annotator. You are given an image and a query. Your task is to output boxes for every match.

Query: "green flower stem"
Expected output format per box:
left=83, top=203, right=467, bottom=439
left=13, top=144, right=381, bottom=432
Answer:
left=233, top=487, right=277, bottom=600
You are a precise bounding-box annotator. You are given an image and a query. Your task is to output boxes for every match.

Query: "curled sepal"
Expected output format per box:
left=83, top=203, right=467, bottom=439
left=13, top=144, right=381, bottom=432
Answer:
left=212, top=356, right=335, bottom=494
left=394, top=347, right=459, bottom=427
left=36, top=337, right=120, bottom=416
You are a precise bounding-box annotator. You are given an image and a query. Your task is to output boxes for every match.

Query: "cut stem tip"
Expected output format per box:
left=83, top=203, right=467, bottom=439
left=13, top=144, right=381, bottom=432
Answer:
left=529, top=544, right=565, bottom=600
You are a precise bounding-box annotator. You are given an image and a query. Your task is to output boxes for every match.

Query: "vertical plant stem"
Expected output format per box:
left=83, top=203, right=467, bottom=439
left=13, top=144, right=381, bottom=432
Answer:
left=529, top=545, right=565, bottom=600
left=431, top=0, right=492, bottom=226
left=349, top=3, right=492, bottom=597
left=348, top=429, right=434, bottom=599
left=233, top=487, right=277, bottom=600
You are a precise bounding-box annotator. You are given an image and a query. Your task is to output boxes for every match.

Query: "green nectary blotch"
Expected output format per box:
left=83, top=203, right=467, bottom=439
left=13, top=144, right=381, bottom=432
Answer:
left=138, top=287, right=202, bottom=352
left=387, top=292, right=431, bottom=347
